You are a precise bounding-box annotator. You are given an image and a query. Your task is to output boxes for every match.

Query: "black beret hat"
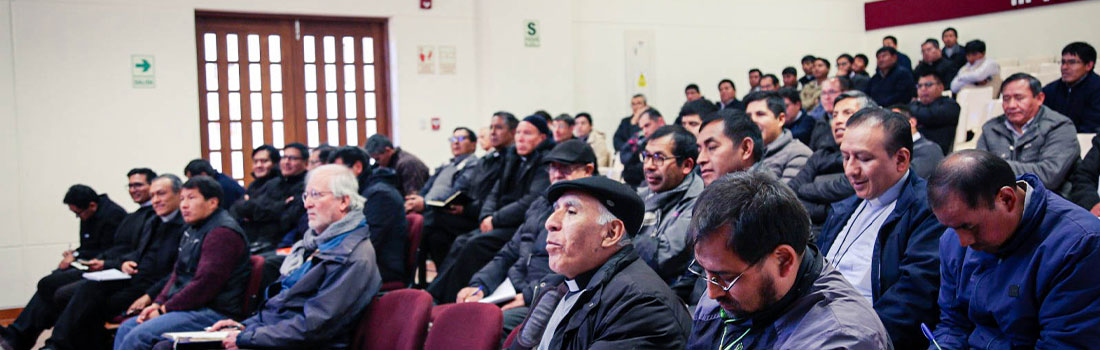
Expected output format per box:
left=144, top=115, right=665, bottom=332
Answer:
left=547, top=176, right=645, bottom=237
left=544, top=139, right=597, bottom=166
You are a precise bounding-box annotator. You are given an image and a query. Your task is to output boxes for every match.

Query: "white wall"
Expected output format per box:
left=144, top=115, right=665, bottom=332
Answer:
left=1, top=0, right=1096, bottom=308
left=865, top=1, right=1100, bottom=70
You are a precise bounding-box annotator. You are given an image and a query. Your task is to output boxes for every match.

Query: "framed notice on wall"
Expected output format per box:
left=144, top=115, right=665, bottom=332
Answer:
left=624, top=30, right=655, bottom=105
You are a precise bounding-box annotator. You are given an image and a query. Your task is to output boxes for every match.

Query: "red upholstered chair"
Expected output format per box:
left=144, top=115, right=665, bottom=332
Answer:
left=424, top=303, right=503, bottom=350
left=351, top=288, right=432, bottom=350
left=382, top=213, right=423, bottom=292
left=243, top=255, right=266, bottom=315
left=503, top=322, right=521, bottom=348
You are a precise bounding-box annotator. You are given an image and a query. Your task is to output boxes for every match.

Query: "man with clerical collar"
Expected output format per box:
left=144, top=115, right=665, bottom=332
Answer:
left=927, top=150, right=1100, bottom=348
left=816, top=107, right=944, bottom=349
left=509, top=176, right=691, bottom=349
left=687, top=171, right=891, bottom=349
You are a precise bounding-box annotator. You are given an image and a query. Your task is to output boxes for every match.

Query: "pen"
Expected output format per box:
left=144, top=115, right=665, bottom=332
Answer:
left=921, top=323, right=942, bottom=350
left=465, top=285, right=483, bottom=302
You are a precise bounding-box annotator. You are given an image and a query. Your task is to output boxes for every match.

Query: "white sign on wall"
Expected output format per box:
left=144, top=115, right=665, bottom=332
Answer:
left=131, top=54, right=155, bottom=88
left=624, top=31, right=654, bottom=101
left=418, top=46, right=436, bottom=74
left=524, top=20, right=540, bottom=48
left=438, top=46, right=456, bottom=75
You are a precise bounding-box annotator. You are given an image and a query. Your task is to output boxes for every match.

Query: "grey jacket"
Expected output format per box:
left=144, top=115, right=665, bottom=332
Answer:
left=687, top=248, right=892, bottom=350
left=238, top=211, right=382, bottom=349
left=977, top=105, right=1080, bottom=189
left=760, top=129, right=812, bottom=184
left=635, top=173, right=704, bottom=285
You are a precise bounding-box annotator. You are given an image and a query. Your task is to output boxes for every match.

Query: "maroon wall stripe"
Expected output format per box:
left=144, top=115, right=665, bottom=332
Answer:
left=864, top=0, right=1086, bottom=31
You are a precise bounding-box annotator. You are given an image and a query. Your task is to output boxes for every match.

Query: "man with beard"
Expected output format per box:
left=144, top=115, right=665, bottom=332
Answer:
left=635, top=126, right=704, bottom=286
left=686, top=171, right=890, bottom=349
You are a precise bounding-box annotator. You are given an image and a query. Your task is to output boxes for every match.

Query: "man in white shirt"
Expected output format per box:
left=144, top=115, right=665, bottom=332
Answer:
left=815, top=107, right=945, bottom=350
left=951, top=40, right=1002, bottom=94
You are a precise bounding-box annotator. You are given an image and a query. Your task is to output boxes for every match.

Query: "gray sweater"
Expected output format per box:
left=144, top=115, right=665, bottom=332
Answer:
left=760, top=129, right=813, bottom=184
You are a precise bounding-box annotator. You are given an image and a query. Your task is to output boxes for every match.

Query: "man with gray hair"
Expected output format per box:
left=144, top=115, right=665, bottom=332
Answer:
left=509, top=176, right=691, bottom=349
left=156, top=164, right=382, bottom=349
left=364, top=133, right=430, bottom=196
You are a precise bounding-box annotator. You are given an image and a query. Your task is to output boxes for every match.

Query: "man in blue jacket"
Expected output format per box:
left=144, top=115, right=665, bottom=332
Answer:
left=927, top=150, right=1100, bottom=349
left=154, top=164, right=382, bottom=350
left=817, top=107, right=944, bottom=350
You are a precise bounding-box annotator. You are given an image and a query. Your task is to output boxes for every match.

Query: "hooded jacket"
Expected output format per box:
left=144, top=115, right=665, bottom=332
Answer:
left=510, top=246, right=691, bottom=350
left=238, top=210, right=382, bottom=349
left=687, top=247, right=892, bottom=350
left=976, top=105, right=1080, bottom=190
left=817, top=172, right=944, bottom=349
left=635, top=173, right=704, bottom=285
left=934, top=174, right=1100, bottom=349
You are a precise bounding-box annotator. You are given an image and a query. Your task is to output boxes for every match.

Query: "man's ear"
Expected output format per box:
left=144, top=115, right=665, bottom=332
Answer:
left=601, top=220, right=627, bottom=248
left=774, top=245, right=799, bottom=278
left=740, top=137, right=755, bottom=163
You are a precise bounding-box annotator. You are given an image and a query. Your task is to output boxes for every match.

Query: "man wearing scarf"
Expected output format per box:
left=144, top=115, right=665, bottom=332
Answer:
left=687, top=171, right=890, bottom=350
left=153, top=164, right=382, bottom=350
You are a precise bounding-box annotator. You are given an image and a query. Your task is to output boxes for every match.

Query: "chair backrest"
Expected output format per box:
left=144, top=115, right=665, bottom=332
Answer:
left=1079, top=133, right=1094, bottom=159
left=351, top=289, right=432, bottom=350
left=424, top=303, right=503, bottom=350
left=243, top=255, right=266, bottom=315
left=953, top=86, right=994, bottom=148
left=405, top=213, right=424, bottom=283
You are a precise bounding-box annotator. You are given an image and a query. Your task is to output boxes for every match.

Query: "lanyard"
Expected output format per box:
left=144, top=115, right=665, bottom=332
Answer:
left=718, top=309, right=751, bottom=350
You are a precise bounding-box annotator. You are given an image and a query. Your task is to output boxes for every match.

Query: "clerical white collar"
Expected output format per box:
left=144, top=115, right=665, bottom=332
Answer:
left=160, top=210, right=179, bottom=223
left=565, top=279, right=581, bottom=293
left=912, top=132, right=922, bottom=142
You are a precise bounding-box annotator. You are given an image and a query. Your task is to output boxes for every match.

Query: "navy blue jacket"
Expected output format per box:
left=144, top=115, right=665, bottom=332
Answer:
left=868, top=66, right=917, bottom=107
left=786, top=110, right=816, bottom=146
left=214, top=173, right=246, bottom=210
left=818, top=172, right=944, bottom=350
left=1043, top=71, right=1100, bottom=133
left=362, top=168, right=409, bottom=284
left=934, top=174, right=1100, bottom=349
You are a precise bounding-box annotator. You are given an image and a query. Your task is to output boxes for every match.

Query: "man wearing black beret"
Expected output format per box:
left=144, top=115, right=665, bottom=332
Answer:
left=509, top=176, right=691, bottom=350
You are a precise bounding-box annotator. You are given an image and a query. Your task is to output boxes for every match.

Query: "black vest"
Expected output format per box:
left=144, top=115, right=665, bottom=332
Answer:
left=168, top=208, right=251, bottom=318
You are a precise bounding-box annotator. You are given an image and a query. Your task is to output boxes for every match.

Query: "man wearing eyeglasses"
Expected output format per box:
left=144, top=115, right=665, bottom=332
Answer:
left=1043, top=41, right=1100, bottom=134
left=687, top=171, right=890, bottom=350
left=909, top=71, right=960, bottom=154
left=745, top=91, right=812, bottom=184
left=232, top=143, right=309, bottom=253
left=816, top=108, right=944, bottom=350
left=405, top=127, right=480, bottom=215
left=632, top=126, right=705, bottom=293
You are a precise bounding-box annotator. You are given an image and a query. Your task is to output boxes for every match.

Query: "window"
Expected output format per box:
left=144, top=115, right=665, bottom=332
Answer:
left=195, top=12, right=391, bottom=184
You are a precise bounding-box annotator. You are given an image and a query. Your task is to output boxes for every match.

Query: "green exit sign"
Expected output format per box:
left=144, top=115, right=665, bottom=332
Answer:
left=131, top=54, right=155, bottom=88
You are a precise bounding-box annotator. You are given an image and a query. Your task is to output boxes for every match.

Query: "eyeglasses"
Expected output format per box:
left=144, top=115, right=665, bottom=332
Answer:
left=301, top=190, right=333, bottom=201
left=1061, top=59, right=1083, bottom=66
left=449, top=136, right=469, bottom=143
left=127, top=183, right=149, bottom=189
left=284, top=155, right=304, bottom=161
left=639, top=151, right=674, bottom=166
left=916, top=82, right=939, bottom=89
left=687, top=259, right=752, bottom=292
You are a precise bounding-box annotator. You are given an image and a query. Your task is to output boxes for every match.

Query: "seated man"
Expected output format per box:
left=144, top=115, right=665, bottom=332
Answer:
left=420, top=112, right=516, bottom=268
left=232, top=143, right=308, bottom=251
left=245, top=145, right=281, bottom=199
left=908, top=71, right=960, bottom=154
left=913, top=38, right=960, bottom=90
left=781, top=66, right=798, bottom=89
left=307, top=145, right=335, bottom=170
left=715, top=79, right=743, bottom=111
left=928, top=150, right=1100, bottom=348
left=868, top=46, right=917, bottom=107
left=1070, top=133, right=1100, bottom=215
left=687, top=171, right=891, bottom=349
left=635, top=126, right=704, bottom=285
left=801, top=57, right=830, bottom=112
left=696, top=109, right=764, bottom=186
left=551, top=114, right=574, bottom=143
left=330, top=146, right=407, bottom=284
left=458, top=139, right=598, bottom=335
left=364, top=133, right=430, bottom=196
left=572, top=112, right=613, bottom=168
left=405, top=127, right=480, bottom=215
left=950, top=40, right=1001, bottom=95
left=0, top=180, right=132, bottom=350
left=808, top=76, right=850, bottom=150
left=889, top=105, right=945, bottom=179
left=40, top=174, right=187, bottom=350
left=114, top=176, right=252, bottom=350
left=510, top=176, right=691, bottom=349
left=778, top=88, right=815, bottom=146
left=745, top=91, right=812, bottom=183
left=977, top=73, right=1079, bottom=190
left=790, top=91, right=875, bottom=224
left=613, top=94, right=646, bottom=151
left=816, top=108, right=945, bottom=350
left=759, top=74, right=780, bottom=92
left=184, top=159, right=245, bottom=209
left=1043, top=41, right=1100, bottom=133
left=677, top=99, right=718, bottom=136
left=427, top=115, right=552, bottom=301
left=153, top=165, right=383, bottom=350
left=620, top=108, right=663, bottom=187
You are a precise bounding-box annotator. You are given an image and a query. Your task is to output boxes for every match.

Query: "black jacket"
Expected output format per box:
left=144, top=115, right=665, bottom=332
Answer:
left=233, top=172, right=306, bottom=247
left=480, top=141, right=553, bottom=229
left=789, top=146, right=851, bottom=224
left=100, top=205, right=156, bottom=269
left=1070, top=134, right=1100, bottom=210
left=1043, top=71, right=1100, bottom=133
left=618, top=136, right=645, bottom=188
left=245, top=170, right=280, bottom=199
left=913, top=58, right=960, bottom=91
left=787, top=110, right=816, bottom=146
left=131, top=212, right=187, bottom=297
left=75, top=194, right=127, bottom=259
left=385, top=148, right=430, bottom=196
left=613, top=117, right=641, bottom=151
left=908, top=97, right=961, bottom=154
left=459, top=148, right=509, bottom=221
left=362, top=168, right=409, bottom=283
left=510, top=246, right=691, bottom=350
left=469, top=196, right=553, bottom=305
left=868, top=66, right=916, bottom=107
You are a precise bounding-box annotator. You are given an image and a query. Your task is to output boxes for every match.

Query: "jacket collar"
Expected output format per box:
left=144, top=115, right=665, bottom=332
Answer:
left=994, top=174, right=1047, bottom=258
left=991, top=105, right=1053, bottom=142
left=765, top=130, right=795, bottom=158
left=734, top=245, right=825, bottom=328
left=575, top=245, right=638, bottom=292
left=829, top=171, right=920, bottom=233
left=643, top=173, right=702, bottom=211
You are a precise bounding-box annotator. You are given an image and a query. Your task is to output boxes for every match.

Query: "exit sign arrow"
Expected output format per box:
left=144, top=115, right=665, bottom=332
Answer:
left=135, top=59, right=151, bottom=72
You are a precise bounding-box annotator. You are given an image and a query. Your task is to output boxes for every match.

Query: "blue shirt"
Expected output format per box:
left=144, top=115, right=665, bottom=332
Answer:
left=825, top=170, right=909, bottom=302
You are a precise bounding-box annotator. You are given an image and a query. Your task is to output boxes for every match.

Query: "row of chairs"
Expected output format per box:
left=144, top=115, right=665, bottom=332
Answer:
left=351, top=289, right=503, bottom=350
